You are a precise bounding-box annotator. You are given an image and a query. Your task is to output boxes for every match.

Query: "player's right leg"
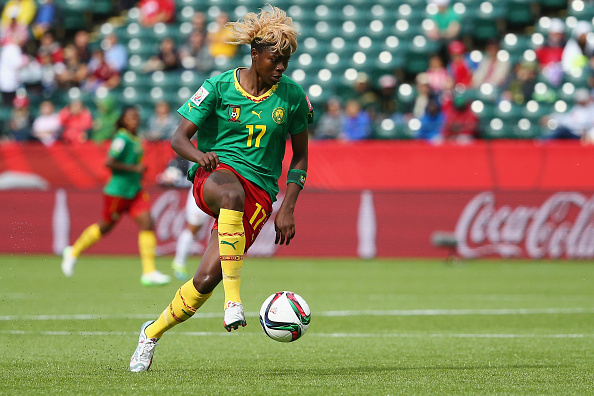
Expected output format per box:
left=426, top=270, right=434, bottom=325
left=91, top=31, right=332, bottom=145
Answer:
left=202, top=169, right=247, bottom=331
left=130, top=231, right=221, bottom=372
left=61, top=220, right=113, bottom=277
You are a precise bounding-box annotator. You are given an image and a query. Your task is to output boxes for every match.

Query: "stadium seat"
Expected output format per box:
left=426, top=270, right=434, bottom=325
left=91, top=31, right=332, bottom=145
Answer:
left=482, top=117, right=510, bottom=139
left=505, top=0, right=536, bottom=27
left=568, top=0, right=594, bottom=21
left=494, top=100, right=523, bottom=122
left=511, top=118, right=543, bottom=138
left=522, top=100, right=551, bottom=122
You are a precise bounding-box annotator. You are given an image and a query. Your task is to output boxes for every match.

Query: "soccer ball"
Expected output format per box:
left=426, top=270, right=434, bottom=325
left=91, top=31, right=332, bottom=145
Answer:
left=259, top=291, right=311, bottom=342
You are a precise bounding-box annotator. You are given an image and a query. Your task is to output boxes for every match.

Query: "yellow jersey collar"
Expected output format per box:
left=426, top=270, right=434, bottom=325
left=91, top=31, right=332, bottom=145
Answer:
left=233, top=67, right=279, bottom=103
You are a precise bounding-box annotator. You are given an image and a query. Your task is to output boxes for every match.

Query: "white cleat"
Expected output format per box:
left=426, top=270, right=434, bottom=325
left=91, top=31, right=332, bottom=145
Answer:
left=140, top=270, right=171, bottom=286
left=129, top=320, right=158, bottom=372
left=61, top=246, right=76, bottom=277
left=223, top=301, right=246, bottom=332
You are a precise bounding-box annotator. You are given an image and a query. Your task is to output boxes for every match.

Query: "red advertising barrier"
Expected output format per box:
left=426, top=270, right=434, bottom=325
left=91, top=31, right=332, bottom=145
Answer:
left=2, top=141, right=594, bottom=258
left=1, top=140, right=594, bottom=190
left=3, top=188, right=594, bottom=259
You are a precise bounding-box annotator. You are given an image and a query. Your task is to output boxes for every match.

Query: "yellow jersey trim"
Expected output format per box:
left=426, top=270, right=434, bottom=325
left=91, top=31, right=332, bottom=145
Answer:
left=233, top=68, right=278, bottom=103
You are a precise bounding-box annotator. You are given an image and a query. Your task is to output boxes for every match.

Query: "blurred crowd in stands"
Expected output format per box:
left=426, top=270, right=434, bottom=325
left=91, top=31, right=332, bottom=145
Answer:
left=1, top=0, right=594, bottom=145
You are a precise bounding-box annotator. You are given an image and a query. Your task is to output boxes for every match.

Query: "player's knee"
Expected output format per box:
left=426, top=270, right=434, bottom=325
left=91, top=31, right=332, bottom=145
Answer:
left=192, top=273, right=219, bottom=294
left=219, top=188, right=245, bottom=211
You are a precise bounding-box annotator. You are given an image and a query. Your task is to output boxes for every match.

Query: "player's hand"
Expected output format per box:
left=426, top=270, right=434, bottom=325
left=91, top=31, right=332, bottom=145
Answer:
left=274, top=207, right=296, bottom=246
left=134, top=164, right=147, bottom=174
left=198, top=152, right=220, bottom=173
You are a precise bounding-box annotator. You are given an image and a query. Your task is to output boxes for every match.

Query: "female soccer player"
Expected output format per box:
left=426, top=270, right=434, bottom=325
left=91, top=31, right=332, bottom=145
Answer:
left=130, top=5, right=311, bottom=372
left=61, top=106, right=171, bottom=286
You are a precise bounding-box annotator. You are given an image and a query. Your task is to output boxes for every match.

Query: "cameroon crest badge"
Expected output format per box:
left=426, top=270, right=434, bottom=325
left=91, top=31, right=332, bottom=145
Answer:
left=272, top=107, right=286, bottom=124
left=228, top=105, right=241, bottom=122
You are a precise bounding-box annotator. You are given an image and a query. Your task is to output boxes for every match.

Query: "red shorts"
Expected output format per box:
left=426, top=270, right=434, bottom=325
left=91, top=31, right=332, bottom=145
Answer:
left=192, top=163, right=273, bottom=251
left=102, top=191, right=151, bottom=223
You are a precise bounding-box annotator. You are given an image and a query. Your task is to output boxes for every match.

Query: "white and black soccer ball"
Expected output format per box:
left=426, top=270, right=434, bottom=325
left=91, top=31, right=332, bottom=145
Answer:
left=259, top=291, right=311, bottom=342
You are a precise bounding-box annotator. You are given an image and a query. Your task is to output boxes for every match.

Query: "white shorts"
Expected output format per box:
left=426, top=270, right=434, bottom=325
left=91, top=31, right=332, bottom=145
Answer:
left=185, top=187, right=209, bottom=227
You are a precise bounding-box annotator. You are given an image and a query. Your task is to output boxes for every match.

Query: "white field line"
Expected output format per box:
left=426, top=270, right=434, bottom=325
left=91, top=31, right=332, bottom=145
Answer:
left=0, top=330, right=592, bottom=339
left=0, top=307, right=593, bottom=322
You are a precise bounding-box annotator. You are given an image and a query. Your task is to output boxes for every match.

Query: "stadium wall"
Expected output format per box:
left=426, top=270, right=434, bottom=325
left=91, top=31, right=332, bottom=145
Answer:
left=1, top=141, right=594, bottom=259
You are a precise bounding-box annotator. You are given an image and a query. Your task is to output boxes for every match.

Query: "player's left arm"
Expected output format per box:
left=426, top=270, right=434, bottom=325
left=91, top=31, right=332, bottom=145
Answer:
left=275, top=129, right=308, bottom=246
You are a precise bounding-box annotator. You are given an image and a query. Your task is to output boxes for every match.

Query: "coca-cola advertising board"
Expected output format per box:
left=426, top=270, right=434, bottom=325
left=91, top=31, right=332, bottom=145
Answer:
left=2, top=188, right=594, bottom=259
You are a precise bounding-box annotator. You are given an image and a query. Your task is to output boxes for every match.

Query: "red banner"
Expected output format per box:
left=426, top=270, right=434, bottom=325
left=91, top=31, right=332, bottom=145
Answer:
left=3, top=188, right=594, bottom=259
left=2, top=140, right=594, bottom=190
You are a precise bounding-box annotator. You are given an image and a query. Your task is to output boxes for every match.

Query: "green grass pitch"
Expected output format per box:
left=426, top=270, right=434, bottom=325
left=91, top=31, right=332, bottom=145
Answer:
left=1, top=254, right=593, bottom=395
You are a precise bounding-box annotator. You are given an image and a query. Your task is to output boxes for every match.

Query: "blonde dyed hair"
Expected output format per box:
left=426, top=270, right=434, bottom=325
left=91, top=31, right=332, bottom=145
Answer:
left=226, top=5, right=299, bottom=55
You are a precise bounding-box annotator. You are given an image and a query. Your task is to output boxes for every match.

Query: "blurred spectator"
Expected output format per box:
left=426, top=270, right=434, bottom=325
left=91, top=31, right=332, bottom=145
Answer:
left=144, top=37, right=181, bottom=72
left=8, top=93, right=32, bottom=141
left=352, top=72, right=379, bottom=114
left=73, top=30, right=91, bottom=63
left=38, top=50, right=61, bottom=94
left=442, top=92, right=478, bottom=142
left=0, top=36, right=25, bottom=105
left=102, top=33, right=128, bottom=72
left=1, top=0, right=36, bottom=28
left=91, top=94, right=120, bottom=143
left=32, top=100, right=61, bottom=145
left=83, top=49, right=120, bottom=92
left=138, top=0, right=175, bottom=27
left=447, top=40, right=473, bottom=88
left=32, top=0, right=59, bottom=40
left=535, top=18, right=566, bottom=87
left=179, top=30, right=213, bottom=72
left=543, top=88, right=594, bottom=139
left=426, top=55, right=449, bottom=94
left=141, top=101, right=177, bottom=141
left=55, top=44, right=87, bottom=89
left=191, top=11, right=207, bottom=35
left=36, top=30, right=63, bottom=64
left=426, top=0, right=460, bottom=43
left=562, top=21, right=594, bottom=76
left=341, top=99, right=372, bottom=141
left=417, top=96, right=444, bottom=142
left=314, top=97, right=344, bottom=140
left=502, top=61, right=537, bottom=104
left=411, top=72, right=433, bottom=118
left=19, top=52, right=43, bottom=95
left=376, top=74, right=398, bottom=120
left=58, top=99, right=93, bottom=144
left=1, top=9, right=29, bottom=47
left=207, top=12, right=238, bottom=59
left=472, top=40, right=510, bottom=88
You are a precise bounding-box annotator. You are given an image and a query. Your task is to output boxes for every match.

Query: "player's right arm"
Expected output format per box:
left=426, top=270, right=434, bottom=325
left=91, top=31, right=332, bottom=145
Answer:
left=171, top=118, right=219, bottom=172
left=173, top=82, right=220, bottom=172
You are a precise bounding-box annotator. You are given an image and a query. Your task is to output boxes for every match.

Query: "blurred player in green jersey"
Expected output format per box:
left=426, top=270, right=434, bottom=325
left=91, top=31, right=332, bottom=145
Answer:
left=130, top=5, right=312, bottom=371
left=61, top=106, right=171, bottom=286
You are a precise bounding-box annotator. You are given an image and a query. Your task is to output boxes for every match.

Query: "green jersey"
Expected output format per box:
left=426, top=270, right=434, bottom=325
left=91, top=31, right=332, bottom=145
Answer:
left=178, top=68, right=313, bottom=202
left=103, top=129, right=143, bottom=199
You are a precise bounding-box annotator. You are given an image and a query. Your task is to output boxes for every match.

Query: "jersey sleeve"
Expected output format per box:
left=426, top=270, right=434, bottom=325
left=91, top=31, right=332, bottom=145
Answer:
left=108, top=135, right=127, bottom=160
left=177, top=79, right=216, bottom=127
left=288, top=89, right=314, bottom=135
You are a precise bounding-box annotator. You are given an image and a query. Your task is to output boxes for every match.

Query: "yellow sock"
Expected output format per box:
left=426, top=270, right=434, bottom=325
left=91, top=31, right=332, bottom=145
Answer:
left=71, top=223, right=102, bottom=257
left=145, top=280, right=213, bottom=339
left=218, top=208, right=245, bottom=308
left=138, top=230, right=157, bottom=274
